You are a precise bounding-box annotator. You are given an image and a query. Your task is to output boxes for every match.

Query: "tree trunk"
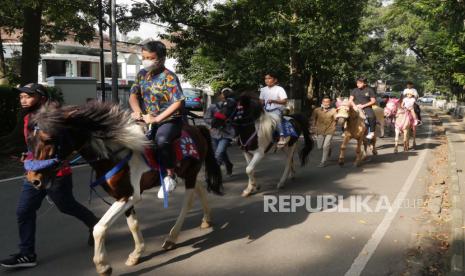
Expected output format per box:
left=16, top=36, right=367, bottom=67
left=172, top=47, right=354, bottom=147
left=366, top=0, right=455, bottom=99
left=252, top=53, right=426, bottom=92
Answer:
left=20, top=5, right=42, bottom=85
left=110, top=0, right=119, bottom=103
left=0, top=31, right=8, bottom=85
left=289, top=34, right=305, bottom=113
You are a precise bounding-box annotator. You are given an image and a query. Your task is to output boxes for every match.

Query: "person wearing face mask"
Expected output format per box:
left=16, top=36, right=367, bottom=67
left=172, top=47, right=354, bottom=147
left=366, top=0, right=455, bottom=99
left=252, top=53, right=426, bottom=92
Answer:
left=204, top=88, right=236, bottom=176
left=129, top=41, right=185, bottom=199
left=310, top=96, right=337, bottom=167
left=1, top=84, right=99, bottom=269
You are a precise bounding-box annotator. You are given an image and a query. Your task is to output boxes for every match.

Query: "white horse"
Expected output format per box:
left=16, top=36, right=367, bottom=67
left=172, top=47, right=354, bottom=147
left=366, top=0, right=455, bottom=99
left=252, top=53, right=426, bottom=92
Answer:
left=229, top=93, right=313, bottom=196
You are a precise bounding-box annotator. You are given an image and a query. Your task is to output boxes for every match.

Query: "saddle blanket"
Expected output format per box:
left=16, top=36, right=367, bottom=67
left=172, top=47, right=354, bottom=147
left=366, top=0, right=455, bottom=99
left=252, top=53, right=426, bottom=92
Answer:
left=281, top=117, right=299, bottom=138
left=143, top=130, right=200, bottom=169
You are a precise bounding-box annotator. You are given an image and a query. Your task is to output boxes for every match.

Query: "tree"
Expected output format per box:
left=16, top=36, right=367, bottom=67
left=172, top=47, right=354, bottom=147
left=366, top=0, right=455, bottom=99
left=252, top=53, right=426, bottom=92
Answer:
left=384, top=0, right=465, bottom=99
left=133, top=0, right=369, bottom=112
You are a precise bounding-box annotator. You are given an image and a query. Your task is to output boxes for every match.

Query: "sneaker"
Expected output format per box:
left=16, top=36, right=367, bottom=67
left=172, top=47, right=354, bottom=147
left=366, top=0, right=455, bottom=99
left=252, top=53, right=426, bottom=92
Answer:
left=225, top=163, right=233, bottom=177
left=158, top=175, right=177, bottom=199
left=1, top=253, right=37, bottom=268
left=366, top=132, right=375, bottom=140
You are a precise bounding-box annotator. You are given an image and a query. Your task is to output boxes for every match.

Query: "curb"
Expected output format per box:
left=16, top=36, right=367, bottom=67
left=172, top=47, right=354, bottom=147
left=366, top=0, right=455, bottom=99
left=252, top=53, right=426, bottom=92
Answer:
left=446, top=133, right=464, bottom=274
left=435, top=108, right=465, bottom=275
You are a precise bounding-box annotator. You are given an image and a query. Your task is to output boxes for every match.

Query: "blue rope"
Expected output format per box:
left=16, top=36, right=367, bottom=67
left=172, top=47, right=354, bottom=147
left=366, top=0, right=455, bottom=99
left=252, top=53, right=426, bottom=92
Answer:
left=158, top=156, right=169, bottom=208
left=90, top=151, right=133, bottom=188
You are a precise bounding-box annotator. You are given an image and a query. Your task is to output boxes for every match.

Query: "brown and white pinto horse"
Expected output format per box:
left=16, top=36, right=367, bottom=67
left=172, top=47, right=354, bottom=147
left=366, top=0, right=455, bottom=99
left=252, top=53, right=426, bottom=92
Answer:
left=25, top=102, right=222, bottom=275
left=335, top=100, right=378, bottom=167
left=219, top=92, right=313, bottom=196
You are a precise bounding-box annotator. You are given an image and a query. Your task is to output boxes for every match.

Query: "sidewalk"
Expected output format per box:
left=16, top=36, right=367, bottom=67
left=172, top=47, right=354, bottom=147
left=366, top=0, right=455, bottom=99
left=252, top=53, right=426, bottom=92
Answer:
left=433, top=108, right=465, bottom=275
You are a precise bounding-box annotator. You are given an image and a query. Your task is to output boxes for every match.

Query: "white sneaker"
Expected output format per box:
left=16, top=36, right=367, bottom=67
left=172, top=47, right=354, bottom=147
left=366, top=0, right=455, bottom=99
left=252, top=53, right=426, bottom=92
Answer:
left=158, top=175, right=177, bottom=199
left=366, top=132, right=375, bottom=140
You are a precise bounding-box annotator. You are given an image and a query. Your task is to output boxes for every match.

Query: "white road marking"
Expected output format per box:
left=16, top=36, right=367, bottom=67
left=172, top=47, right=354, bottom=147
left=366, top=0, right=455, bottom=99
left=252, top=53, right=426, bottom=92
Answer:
left=345, top=118, right=433, bottom=276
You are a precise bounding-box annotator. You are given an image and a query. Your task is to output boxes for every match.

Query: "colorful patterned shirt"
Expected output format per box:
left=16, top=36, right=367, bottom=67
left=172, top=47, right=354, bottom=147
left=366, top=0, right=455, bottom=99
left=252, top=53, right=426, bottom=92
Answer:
left=130, top=68, right=185, bottom=118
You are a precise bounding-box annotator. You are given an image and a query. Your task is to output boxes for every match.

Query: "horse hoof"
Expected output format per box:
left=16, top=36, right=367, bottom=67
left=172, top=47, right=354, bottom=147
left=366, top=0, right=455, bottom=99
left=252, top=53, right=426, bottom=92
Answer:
left=372, top=151, right=378, bottom=156
left=277, top=184, right=285, bottom=190
left=100, top=267, right=112, bottom=276
left=125, top=256, right=139, bottom=266
left=162, top=240, right=176, bottom=251
left=241, top=190, right=251, bottom=197
left=338, top=162, right=344, bottom=167
left=200, top=220, right=211, bottom=229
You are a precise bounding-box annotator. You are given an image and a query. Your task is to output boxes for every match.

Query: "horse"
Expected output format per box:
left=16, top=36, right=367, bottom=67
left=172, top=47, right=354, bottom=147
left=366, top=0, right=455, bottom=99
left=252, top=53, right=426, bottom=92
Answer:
left=383, top=98, right=400, bottom=136
left=394, top=107, right=417, bottom=153
left=217, top=92, right=313, bottom=197
left=25, top=102, right=223, bottom=275
left=335, top=100, right=378, bottom=167
left=336, top=98, right=385, bottom=137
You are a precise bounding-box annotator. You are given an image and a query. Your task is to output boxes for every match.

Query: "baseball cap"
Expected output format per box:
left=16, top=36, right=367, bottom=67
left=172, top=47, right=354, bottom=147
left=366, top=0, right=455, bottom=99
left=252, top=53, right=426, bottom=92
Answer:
left=14, top=83, right=48, bottom=98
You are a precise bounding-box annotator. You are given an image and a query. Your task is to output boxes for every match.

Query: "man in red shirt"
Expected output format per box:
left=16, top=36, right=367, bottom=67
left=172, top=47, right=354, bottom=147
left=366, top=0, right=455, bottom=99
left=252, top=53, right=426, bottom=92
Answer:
left=0, top=83, right=99, bottom=269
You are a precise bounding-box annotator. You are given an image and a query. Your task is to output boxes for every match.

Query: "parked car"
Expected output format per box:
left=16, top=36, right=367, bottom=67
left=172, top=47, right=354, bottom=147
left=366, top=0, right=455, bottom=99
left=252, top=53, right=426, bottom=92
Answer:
left=419, top=96, right=435, bottom=104
left=183, top=88, right=205, bottom=111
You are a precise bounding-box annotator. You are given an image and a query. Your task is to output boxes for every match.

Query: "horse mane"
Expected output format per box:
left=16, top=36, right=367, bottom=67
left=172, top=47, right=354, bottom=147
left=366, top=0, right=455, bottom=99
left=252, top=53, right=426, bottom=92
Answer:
left=238, top=90, right=277, bottom=147
left=33, top=101, right=148, bottom=158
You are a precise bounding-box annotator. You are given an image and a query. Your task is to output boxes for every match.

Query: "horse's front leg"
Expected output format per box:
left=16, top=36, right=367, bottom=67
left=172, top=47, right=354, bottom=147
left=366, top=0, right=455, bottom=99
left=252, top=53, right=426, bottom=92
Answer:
left=277, top=143, right=297, bottom=189
left=394, top=128, right=400, bottom=153
left=162, top=187, right=196, bottom=250
left=412, top=126, right=416, bottom=148
left=404, top=128, right=410, bottom=151
left=355, top=139, right=363, bottom=167
left=195, top=181, right=212, bottom=229
left=242, top=151, right=264, bottom=197
left=338, top=134, right=350, bottom=166
left=371, top=136, right=378, bottom=155
left=125, top=207, right=145, bottom=266
left=380, top=119, right=385, bottom=138
left=93, top=200, right=133, bottom=275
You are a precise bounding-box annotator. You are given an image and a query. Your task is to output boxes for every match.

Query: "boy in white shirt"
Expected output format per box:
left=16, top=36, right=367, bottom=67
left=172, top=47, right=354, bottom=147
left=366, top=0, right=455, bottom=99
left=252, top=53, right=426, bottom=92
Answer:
left=259, top=73, right=288, bottom=147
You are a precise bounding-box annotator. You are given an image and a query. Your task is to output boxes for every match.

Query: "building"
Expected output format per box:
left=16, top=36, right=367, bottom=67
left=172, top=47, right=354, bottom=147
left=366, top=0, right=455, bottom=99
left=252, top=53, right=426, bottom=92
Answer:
left=1, top=30, right=175, bottom=85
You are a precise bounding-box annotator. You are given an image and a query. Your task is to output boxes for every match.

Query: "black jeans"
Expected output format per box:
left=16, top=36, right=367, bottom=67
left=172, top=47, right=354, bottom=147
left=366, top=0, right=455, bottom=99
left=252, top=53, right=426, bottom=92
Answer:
left=363, top=107, right=376, bottom=133
left=17, top=175, right=98, bottom=255
left=153, top=118, right=183, bottom=169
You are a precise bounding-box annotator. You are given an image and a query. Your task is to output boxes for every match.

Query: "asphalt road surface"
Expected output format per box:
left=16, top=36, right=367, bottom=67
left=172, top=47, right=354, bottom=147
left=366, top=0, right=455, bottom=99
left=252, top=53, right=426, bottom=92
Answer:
left=0, top=113, right=437, bottom=276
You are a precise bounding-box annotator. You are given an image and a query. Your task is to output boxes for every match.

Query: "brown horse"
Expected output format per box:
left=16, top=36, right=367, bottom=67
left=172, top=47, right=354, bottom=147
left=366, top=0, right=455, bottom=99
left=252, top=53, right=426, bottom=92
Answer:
left=335, top=101, right=378, bottom=167
left=25, top=102, right=222, bottom=275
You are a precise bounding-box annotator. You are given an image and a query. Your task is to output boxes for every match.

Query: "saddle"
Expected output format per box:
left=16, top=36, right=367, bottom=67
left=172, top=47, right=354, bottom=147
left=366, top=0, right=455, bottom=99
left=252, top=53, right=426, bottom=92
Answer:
left=273, top=116, right=299, bottom=140
left=143, top=130, right=200, bottom=170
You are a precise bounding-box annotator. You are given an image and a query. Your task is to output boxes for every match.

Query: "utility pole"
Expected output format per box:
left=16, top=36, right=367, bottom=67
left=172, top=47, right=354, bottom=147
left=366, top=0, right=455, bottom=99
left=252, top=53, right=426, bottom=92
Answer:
left=98, top=0, right=105, bottom=101
left=110, top=0, right=119, bottom=103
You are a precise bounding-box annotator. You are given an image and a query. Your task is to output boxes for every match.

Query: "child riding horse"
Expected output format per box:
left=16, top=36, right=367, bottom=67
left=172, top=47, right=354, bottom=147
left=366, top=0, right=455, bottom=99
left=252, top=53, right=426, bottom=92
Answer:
left=218, top=92, right=313, bottom=196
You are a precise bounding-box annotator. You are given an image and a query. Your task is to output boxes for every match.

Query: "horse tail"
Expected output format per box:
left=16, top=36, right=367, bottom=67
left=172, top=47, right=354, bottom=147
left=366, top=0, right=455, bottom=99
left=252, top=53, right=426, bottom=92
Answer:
left=196, top=125, right=224, bottom=195
left=289, top=113, right=314, bottom=166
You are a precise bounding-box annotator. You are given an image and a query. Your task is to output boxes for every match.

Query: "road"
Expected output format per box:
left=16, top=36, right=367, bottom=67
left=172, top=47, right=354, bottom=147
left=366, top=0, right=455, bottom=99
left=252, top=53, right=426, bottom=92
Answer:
left=0, top=113, right=438, bottom=276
